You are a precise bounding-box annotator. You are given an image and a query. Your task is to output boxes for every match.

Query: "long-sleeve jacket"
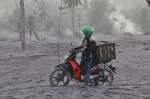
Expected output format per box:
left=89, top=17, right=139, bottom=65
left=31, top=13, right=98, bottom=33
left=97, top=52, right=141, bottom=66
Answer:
left=75, top=38, right=97, bottom=61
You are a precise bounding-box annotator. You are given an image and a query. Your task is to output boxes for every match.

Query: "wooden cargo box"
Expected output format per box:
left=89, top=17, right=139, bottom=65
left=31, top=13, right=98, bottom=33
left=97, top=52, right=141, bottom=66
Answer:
left=96, top=41, right=116, bottom=63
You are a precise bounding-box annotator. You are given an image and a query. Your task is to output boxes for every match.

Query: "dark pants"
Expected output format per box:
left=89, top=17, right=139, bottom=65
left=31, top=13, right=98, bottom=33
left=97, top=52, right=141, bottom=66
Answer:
left=80, top=58, right=95, bottom=75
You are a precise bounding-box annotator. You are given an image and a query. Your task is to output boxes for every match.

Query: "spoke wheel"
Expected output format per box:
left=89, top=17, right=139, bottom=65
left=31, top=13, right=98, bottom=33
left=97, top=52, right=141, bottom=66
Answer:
left=98, top=68, right=114, bottom=86
left=49, top=68, right=70, bottom=87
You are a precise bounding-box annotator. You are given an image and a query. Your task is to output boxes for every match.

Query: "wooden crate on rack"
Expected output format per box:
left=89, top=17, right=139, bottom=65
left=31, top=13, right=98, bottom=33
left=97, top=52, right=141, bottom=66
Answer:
left=96, top=41, right=116, bottom=63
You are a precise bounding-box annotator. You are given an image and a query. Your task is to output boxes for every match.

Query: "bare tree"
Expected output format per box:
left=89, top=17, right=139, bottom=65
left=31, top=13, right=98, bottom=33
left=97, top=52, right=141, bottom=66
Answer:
left=20, top=0, right=26, bottom=50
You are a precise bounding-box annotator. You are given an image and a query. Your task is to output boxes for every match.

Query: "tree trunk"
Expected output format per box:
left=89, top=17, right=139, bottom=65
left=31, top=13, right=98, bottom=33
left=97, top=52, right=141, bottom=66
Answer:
left=29, top=29, right=32, bottom=41
left=33, top=31, right=39, bottom=40
left=20, top=0, right=26, bottom=50
left=147, top=0, right=150, bottom=7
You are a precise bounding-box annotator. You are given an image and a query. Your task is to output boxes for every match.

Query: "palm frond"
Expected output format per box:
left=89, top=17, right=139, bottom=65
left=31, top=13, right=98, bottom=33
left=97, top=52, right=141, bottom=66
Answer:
left=63, top=0, right=82, bottom=8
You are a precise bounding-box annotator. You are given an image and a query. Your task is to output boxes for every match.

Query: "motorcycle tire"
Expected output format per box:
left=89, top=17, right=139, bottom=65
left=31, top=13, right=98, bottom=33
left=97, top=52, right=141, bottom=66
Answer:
left=49, top=68, right=70, bottom=87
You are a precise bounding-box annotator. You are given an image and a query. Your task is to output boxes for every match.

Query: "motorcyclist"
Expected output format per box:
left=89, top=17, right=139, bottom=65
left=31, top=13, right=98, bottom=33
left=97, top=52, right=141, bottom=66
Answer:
left=75, top=26, right=97, bottom=86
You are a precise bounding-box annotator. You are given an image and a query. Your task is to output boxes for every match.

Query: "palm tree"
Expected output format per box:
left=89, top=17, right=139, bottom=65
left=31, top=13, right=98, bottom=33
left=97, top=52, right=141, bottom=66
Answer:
left=63, top=0, right=82, bottom=39
left=36, top=0, right=49, bottom=25
left=83, top=0, right=88, bottom=9
left=63, top=0, right=82, bottom=8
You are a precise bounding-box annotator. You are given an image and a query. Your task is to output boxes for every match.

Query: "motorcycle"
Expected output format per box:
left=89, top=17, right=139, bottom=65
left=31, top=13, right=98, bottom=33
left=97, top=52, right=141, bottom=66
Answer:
left=49, top=48, right=117, bottom=87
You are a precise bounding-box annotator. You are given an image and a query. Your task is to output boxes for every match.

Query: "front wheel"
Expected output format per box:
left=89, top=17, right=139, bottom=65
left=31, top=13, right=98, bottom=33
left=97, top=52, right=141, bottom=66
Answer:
left=49, top=68, right=70, bottom=87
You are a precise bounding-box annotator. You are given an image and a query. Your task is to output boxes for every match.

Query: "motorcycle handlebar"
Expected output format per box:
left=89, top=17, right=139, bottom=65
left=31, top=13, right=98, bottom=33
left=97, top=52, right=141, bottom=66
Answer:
left=75, top=49, right=81, bottom=53
left=69, top=48, right=82, bottom=54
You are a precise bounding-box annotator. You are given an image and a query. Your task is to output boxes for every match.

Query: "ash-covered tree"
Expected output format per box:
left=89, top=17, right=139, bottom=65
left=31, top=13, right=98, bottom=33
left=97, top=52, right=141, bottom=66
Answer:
left=63, top=0, right=82, bottom=8
left=36, top=0, right=49, bottom=26
left=63, top=0, right=82, bottom=39
left=8, top=9, right=21, bottom=32
left=27, top=15, right=39, bottom=41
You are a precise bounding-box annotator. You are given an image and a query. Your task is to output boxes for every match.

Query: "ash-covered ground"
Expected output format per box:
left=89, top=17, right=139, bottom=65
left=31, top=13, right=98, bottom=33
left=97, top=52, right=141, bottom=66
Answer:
left=0, top=32, right=150, bottom=99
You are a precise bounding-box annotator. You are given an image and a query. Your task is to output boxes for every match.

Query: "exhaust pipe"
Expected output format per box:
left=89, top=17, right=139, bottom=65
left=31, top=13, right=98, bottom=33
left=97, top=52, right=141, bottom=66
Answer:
left=90, top=75, right=98, bottom=80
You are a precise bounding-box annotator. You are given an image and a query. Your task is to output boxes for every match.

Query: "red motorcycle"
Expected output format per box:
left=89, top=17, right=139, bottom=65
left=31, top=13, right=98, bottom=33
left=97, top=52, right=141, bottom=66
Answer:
left=49, top=48, right=116, bottom=87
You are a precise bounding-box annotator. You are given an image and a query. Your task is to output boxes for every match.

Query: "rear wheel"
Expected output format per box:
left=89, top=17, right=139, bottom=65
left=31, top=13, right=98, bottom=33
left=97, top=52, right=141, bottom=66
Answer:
left=98, top=68, right=114, bottom=86
left=49, top=68, right=70, bottom=87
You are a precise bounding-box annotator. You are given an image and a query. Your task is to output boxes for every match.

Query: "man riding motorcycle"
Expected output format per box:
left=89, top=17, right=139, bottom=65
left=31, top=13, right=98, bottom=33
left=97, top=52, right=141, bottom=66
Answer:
left=75, top=26, right=98, bottom=86
left=49, top=26, right=116, bottom=87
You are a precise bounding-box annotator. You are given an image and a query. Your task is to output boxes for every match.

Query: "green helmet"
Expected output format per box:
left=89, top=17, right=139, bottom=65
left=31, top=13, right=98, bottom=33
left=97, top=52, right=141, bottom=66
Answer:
left=80, top=26, right=93, bottom=37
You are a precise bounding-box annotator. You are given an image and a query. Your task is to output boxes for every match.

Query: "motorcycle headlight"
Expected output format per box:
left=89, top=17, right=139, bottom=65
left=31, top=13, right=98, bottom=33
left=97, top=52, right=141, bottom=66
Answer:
left=64, top=53, right=69, bottom=59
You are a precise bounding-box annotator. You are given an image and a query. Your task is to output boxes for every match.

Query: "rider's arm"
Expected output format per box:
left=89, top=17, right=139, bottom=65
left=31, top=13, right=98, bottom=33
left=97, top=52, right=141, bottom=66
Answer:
left=75, top=46, right=83, bottom=50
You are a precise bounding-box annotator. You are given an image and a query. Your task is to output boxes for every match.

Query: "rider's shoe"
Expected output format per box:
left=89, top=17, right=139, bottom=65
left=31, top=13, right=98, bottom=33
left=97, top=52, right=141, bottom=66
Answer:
left=84, top=83, right=89, bottom=87
left=79, top=83, right=89, bottom=88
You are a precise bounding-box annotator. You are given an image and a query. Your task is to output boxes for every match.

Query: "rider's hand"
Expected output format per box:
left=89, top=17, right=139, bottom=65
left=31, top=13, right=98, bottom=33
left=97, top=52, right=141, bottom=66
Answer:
left=80, top=48, right=84, bottom=52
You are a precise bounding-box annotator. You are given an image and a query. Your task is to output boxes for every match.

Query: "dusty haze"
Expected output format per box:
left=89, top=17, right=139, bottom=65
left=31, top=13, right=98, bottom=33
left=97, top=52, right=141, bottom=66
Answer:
left=0, top=0, right=149, bottom=38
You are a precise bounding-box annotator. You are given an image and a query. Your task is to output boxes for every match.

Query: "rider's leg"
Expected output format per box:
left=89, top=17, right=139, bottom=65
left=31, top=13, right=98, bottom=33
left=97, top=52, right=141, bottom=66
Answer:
left=81, top=58, right=91, bottom=75
left=84, top=58, right=94, bottom=86
left=80, top=58, right=96, bottom=86
left=82, top=58, right=95, bottom=74
left=79, top=59, right=85, bottom=69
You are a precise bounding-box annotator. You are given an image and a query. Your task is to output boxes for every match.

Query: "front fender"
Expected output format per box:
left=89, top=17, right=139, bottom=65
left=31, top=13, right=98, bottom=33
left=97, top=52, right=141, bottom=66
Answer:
left=55, top=63, right=70, bottom=69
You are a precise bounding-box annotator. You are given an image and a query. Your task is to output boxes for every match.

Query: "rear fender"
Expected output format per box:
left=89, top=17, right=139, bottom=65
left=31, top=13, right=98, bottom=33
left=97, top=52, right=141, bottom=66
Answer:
left=108, top=65, right=117, bottom=74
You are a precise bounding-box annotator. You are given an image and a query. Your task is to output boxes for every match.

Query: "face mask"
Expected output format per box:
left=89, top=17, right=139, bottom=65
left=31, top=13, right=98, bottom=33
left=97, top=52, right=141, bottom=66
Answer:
left=82, top=34, right=85, bottom=38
